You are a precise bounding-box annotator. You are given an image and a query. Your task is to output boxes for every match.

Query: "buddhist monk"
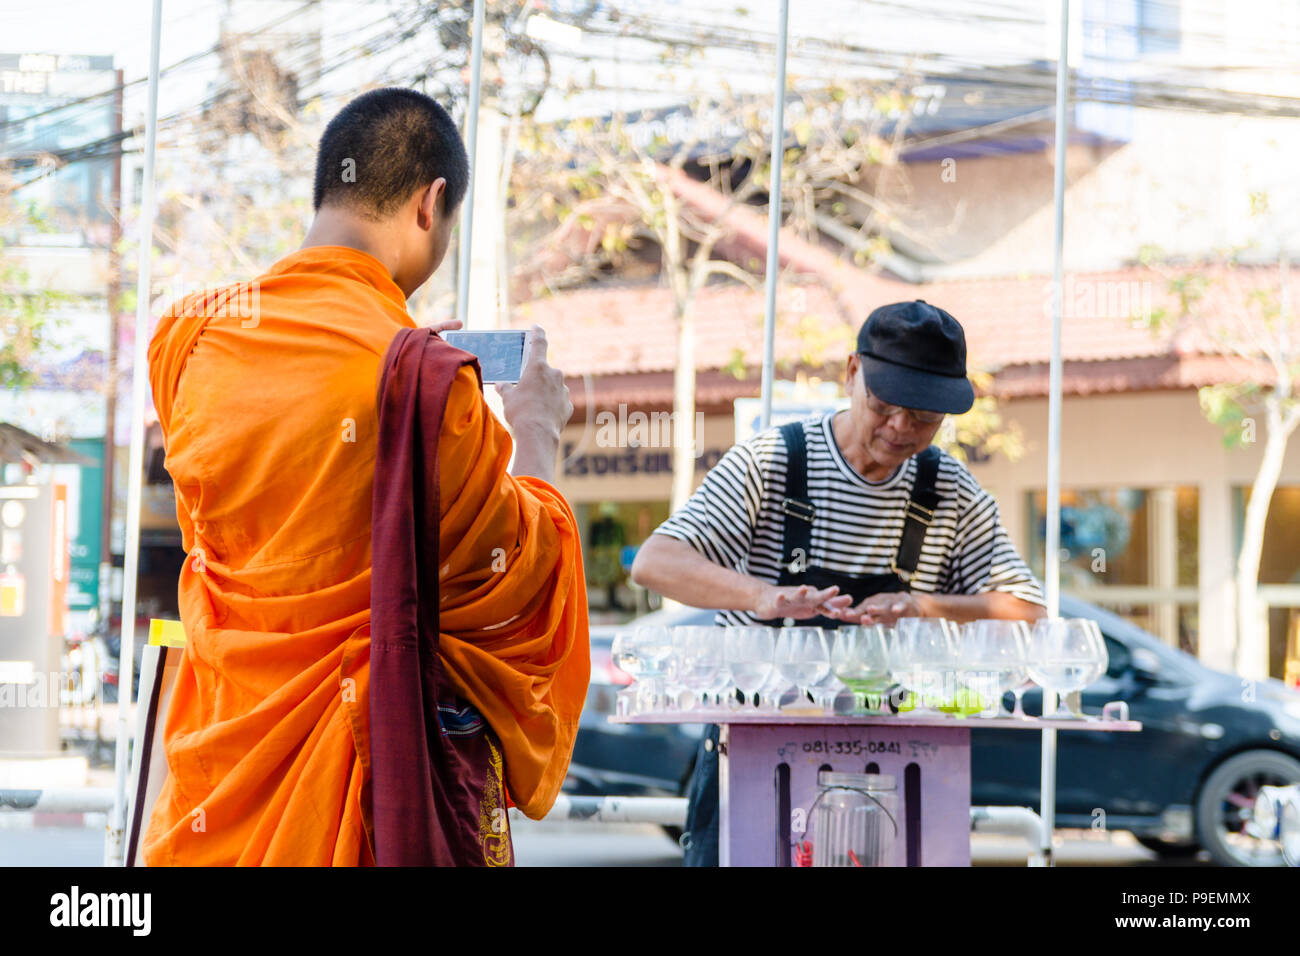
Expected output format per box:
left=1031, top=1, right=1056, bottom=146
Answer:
left=143, top=87, right=588, bottom=866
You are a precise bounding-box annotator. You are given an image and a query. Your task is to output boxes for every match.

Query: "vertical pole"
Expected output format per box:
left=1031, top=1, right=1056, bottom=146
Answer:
left=1041, top=0, right=1071, bottom=869
left=758, top=0, right=790, bottom=431
left=455, top=0, right=487, bottom=328
left=106, top=0, right=163, bottom=867
left=101, top=68, right=124, bottom=630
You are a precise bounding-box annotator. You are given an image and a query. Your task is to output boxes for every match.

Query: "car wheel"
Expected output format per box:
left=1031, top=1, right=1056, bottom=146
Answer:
left=1195, top=749, right=1300, bottom=867
left=1134, top=836, right=1201, bottom=858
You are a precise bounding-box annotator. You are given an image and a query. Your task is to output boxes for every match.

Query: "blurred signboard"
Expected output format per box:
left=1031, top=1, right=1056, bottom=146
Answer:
left=66, top=438, right=102, bottom=612
left=734, top=385, right=848, bottom=444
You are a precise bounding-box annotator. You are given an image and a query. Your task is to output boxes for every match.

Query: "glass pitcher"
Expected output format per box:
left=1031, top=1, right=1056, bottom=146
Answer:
left=810, top=771, right=899, bottom=867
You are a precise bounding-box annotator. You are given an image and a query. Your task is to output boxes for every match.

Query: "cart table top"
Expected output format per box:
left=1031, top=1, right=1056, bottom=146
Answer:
left=610, top=710, right=1142, bottom=731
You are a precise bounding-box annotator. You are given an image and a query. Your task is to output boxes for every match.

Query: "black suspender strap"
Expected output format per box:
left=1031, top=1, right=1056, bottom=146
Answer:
left=892, top=446, right=942, bottom=583
left=776, top=421, right=943, bottom=588
left=777, top=421, right=814, bottom=583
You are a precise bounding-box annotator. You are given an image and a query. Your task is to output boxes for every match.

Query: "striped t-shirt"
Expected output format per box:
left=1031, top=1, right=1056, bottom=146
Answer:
left=653, top=412, right=1045, bottom=626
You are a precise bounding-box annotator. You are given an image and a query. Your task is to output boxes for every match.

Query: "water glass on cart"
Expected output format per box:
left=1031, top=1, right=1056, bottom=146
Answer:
left=956, top=619, right=1032, bottom=717
left=1027, top=618, right=1109, bottom=719
left=830, top=625, right=893, bottom=713
left=725, top=626, right=776, bottom=709
left=611, top=630, right=649, bottom=716
left=671, top=625, right=723, bottom=710
left=611, top=626, right=674, bottom=715
left=775, top=627, right=831, bottom=712
left=808, top=671, right=846, bottom=715
left=893, top=617, right=959, bottom=715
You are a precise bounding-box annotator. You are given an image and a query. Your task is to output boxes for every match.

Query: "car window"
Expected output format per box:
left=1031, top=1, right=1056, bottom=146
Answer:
left=1061, top=596, right=1197, bottom=682
left=1103, top=636, right=1130, bottom=679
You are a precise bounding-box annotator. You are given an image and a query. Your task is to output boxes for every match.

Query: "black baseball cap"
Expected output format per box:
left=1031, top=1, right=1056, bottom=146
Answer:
left=855, top=300, right=974, bottom=415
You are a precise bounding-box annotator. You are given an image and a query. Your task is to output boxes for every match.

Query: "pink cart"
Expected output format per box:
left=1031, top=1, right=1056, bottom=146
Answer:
left=613, top=711, right=1141, bottom=866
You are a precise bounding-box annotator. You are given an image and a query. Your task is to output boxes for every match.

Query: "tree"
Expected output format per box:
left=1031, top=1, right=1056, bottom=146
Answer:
left=512, top=78, right=931, bottom=509
left=1140, top=210, right=1299, bottom=678
left=0, top=179, right=68, bottom=391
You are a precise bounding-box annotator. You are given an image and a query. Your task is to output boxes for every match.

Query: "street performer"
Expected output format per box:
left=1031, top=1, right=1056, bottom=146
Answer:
left=144, top=88, right=587, bottom=866
left=631, top=299, right=1044, bottom=866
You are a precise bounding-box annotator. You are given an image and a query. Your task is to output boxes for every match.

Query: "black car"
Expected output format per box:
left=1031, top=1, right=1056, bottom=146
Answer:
left=569, top=596, right=1300, bottom=866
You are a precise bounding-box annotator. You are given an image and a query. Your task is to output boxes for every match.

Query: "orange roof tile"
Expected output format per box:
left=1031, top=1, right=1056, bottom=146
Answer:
left=513, top=264, right=1298, bottom=390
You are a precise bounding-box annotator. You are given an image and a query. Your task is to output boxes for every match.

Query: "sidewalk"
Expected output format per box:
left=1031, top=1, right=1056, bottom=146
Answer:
left=0, top=701, right=130, bottom=829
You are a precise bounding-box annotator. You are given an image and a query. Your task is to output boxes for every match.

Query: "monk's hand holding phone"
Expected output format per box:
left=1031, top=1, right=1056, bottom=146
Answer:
left=498, top=325, right=572, bottom=483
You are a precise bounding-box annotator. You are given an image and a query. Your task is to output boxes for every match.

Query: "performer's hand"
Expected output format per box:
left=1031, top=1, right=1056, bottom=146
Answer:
left=754, top=584, right=854, bottom=622
left=835, top=591, right=927, bottom=626
left=428, top=318, right=463, bottom=335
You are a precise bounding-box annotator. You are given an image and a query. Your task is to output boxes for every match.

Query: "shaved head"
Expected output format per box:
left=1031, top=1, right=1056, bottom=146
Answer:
left=312, top=88, right=468, bottom=220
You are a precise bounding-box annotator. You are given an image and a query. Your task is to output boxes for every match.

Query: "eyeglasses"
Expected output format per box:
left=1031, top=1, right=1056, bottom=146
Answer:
left=862, top=383, right=946, bottom=426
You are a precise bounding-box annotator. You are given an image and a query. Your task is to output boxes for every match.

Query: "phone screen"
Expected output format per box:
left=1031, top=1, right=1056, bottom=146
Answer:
left=443, top=331, right=527, bottom=383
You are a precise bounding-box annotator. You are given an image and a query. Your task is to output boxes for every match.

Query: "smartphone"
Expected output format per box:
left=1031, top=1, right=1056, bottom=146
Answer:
left=442, top=329, right=531, bottom=385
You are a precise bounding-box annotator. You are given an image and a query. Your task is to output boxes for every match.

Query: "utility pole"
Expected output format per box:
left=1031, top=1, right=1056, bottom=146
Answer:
left=100, top=66, right=124, bottom=633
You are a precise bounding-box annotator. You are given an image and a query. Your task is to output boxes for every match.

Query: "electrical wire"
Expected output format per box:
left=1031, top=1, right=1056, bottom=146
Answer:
left=10, top=0, right=1300, bottom=189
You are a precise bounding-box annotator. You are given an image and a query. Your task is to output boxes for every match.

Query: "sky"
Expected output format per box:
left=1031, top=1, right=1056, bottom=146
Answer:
left=0, top=0, right=1062, bottom=131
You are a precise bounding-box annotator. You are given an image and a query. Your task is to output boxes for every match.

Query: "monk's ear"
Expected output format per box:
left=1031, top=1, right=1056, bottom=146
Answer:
left=416, top=178, right=447, bottom=232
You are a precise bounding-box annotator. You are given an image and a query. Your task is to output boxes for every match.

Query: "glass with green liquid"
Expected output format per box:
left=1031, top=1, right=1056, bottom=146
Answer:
left=896, top=669, right=986, bottom=716
left=830, top=625, right=894, bottom=714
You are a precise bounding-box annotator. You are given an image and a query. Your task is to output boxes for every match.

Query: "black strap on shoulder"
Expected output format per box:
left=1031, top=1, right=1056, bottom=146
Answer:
left=892, top=446, right=942, bottom=582
left=776, top=421, right=814, bottom=584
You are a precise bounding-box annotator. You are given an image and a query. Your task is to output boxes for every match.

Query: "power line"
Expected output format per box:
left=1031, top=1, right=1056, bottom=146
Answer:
left=0, top=0, right=322, bottom=140
left=6, top=2, right=441, bottom=187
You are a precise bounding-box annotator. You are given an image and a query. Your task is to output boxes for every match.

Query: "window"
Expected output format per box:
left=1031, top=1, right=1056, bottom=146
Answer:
left=1028, top=486, right=1199, bottom=652
left=1234, top=485, right=1300, bottom=681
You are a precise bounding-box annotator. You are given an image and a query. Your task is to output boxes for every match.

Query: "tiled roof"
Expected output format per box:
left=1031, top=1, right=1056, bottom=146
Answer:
left=511, top=161, right=1297, bottom=400
left=514, top=281, right=847, bottom=377
left=513, top=264, right=1297, bottom=398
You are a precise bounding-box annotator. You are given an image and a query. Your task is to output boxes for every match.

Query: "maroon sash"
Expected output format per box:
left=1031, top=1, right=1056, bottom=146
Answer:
left=369, top=327, right=514, bottom=867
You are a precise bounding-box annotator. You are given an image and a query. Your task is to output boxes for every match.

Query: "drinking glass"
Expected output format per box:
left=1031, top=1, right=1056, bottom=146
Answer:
left=706, top=662, right=736, bottom=710
left=673, top=625, right=723, bottom=710
left=892, top=617, right=958, bottom=715
left=831, top=625, right=893, bottom=713
left=758, top=668, right=793, bottom=712
left=957, top=619, right=1031, bottom=718
left=611, top=630, right=641, bottom=681
left=1026, top=618, right=1108, bottom=719
left=1069, top=618, right=1108, bottom=718
left=1008, top=672, right=1035, bottom=719
left=611, top=629, right=652, bottom=715
left=725, top=626, right=775, bottom=709
left=634, top=625, right=674, bottom=711
left=775, top=627, right=831, bottom=710
left=808, top=671, right=845, bottom=716
left=635, top=625, right=674, bottom=677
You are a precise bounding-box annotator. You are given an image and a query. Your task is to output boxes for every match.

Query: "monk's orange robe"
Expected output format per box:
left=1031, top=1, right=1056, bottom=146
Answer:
left=142, top=246, right=589, bottom=866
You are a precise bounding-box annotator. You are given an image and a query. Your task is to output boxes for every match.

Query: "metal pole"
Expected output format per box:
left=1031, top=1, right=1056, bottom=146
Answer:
left=105, top=0, right=163, bottom=867
left=101, top=67, right=124, bottom=634
left=1040, top=0, right=1070, bottom=869
left=455, top=0, right=487, bottom=328
left=758, top=0, right=790, bottom=431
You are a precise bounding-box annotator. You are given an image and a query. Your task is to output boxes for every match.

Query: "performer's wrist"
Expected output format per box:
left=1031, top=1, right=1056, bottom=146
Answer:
left=912, top=591, right=937, bottom=617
